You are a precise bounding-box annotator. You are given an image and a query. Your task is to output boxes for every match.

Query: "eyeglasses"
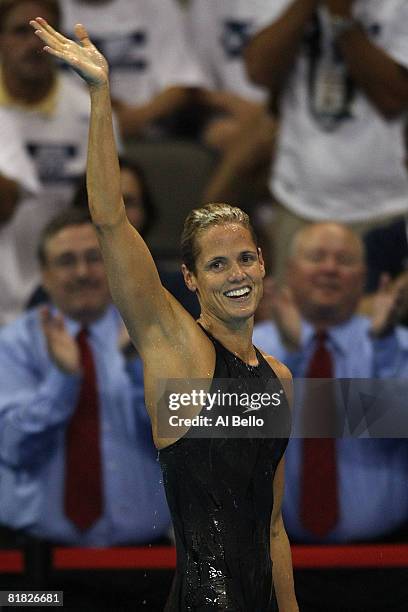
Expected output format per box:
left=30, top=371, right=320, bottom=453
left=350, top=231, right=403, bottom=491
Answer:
left=48, top=249, right=104, bottom=271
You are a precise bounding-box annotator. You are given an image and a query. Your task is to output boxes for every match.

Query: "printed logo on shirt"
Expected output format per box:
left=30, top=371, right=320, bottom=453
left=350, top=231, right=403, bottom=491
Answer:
left=26, top=143, right=78, bottom=183
left=221, top=20, right=254, bottom=59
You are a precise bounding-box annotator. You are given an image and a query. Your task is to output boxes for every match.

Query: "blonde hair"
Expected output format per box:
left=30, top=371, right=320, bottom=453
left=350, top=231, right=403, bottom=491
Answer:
left=181, top=203, right=257, bottom=272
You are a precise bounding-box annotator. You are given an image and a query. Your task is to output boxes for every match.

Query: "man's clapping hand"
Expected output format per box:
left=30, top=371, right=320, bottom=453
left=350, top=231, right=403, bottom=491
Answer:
left=370, top=273, right=408, bottom=337
left=40, top=307, right=81, bottom=375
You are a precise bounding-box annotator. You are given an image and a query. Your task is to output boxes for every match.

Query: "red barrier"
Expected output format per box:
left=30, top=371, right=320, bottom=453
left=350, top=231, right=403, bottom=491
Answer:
left=53, top=546, right=176, bottom=570
left=53, top=544, right=408, bottom=570
left=291, top=544, right=408, bottom=568
left=0, top=550, right=24, bottom=573
left=1, top=545, right=408, bottom=573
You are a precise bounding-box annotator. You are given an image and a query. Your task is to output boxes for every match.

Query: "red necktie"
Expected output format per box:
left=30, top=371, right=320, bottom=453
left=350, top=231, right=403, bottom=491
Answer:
left=300, top=331, right=339, bottom=537
left=64, top=328, right=103, bottom=530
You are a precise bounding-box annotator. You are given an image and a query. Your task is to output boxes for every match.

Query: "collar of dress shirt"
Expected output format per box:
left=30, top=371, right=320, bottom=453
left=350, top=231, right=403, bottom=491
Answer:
left=45, top=303, right=119, bottom=342
left=301, top=315, right=369, bottom=356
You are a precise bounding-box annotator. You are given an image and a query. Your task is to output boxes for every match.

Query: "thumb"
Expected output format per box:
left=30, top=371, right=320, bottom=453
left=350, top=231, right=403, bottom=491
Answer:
left=74, top=23, right=93, bottom=47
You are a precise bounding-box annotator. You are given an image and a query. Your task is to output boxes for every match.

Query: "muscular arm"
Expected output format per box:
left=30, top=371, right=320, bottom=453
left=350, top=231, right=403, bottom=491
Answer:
left=87, top=83, right=176, bottom=343
left=31, top=20, right=184, bottom=353
left=325, top=0, right=408, bottom=119
left=245, top=0, right=317, bottom=92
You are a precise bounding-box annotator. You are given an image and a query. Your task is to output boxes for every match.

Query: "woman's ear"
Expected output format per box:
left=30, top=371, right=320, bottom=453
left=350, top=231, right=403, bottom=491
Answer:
left=257, top=247, right=266, bottom=278
left=181, top=263, right=198, bottom=293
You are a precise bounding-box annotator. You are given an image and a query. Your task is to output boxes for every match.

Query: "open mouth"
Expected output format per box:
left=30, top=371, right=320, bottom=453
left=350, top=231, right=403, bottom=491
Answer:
left=223, top=286, right=252, bottom=300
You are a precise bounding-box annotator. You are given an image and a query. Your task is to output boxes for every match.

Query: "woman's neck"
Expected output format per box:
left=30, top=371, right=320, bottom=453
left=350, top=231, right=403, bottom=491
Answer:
left=197, top=314, right=257, bottom=365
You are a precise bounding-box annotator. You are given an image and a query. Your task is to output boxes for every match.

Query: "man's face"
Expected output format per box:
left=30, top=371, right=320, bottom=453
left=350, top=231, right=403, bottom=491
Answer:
left=186, top=223, right=265, bottom=324
left=0, top=2, right=55, bottom=83
left=41, top=224, right=111, bottom=324
left=287, top=224, right=365, bottom=325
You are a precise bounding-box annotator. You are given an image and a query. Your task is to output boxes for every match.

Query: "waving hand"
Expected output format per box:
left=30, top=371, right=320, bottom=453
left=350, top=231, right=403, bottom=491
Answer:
left=30, top=18, right=108, bottom=88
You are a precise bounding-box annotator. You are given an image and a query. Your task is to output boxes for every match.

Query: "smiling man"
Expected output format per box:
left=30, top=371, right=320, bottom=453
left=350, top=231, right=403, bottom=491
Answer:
left=254, top=222, right=408, bottom=612
left=0, top=208, right=171, bottom=551
left=287, top=222, right=365, bottom=327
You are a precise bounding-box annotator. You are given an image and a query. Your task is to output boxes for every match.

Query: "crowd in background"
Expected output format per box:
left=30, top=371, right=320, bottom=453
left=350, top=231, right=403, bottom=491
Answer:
left=1, top=1, right=408, bottom=611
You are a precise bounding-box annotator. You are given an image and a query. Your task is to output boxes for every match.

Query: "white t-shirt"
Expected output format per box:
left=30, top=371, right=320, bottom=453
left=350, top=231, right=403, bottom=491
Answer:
left=0, top=74, right=90, bottom=326
left=186, top=0, right=267, bottom=102
left=62, top=0, right=205, bottom=105
left=0, top=108, right=39, bottom=194
left=251, top=0, right=408, bottom=222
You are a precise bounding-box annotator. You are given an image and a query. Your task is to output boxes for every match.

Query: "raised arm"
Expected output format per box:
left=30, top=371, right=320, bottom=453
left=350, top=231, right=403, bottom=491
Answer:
left=29, top=19, right=180, bottom=353
left=245, top=0, right=317, bottom=93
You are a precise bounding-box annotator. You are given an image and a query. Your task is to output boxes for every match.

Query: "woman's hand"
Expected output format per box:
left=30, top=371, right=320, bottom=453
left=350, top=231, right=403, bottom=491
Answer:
left=29, top=18, right=108, bottom=89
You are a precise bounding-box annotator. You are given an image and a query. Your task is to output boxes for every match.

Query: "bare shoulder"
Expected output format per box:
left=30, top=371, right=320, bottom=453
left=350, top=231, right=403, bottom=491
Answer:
left=261, top=351, right=293, bottom=406
left=260, top=351, right=292, bottom=380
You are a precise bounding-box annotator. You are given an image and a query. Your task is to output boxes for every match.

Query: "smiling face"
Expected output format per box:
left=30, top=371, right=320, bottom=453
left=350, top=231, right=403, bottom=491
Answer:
left=287, top=223, right=365, bottom=325
left=183, top=223, right=265, bottom=325
left=41, top=223, right=111, bottom=324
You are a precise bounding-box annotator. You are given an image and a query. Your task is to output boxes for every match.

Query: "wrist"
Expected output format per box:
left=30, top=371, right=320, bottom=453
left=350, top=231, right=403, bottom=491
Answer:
left=89, top=81, right=111, bottom=97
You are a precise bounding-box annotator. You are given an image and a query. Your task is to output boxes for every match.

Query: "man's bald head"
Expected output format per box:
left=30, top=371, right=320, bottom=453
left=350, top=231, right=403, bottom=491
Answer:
left=289, top=222, right=365, bottom=263
left=286, top=222, right=366, bottom=326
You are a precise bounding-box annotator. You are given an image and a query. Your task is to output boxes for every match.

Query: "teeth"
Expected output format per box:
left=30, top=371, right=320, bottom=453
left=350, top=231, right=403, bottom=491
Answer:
left=225, top=287, right=251, bottom=297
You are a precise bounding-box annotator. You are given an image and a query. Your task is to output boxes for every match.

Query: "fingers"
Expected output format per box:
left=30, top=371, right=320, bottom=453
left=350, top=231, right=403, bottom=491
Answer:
left=74, top=23, right=93, bottom=48
left=30, top=21, right=82, bottom=66
left=42, top=45, right=67, bottom=62
left=29, top=17, right=70, bottom=46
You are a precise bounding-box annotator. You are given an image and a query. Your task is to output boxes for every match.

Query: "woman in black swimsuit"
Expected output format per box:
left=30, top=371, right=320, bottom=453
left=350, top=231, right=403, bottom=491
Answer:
left=30, top=18, right=298, bottom=611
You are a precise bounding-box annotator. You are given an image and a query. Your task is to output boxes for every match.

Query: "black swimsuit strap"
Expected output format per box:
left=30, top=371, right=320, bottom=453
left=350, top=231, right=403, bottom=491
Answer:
left=196, top=321, right=275, bottom=376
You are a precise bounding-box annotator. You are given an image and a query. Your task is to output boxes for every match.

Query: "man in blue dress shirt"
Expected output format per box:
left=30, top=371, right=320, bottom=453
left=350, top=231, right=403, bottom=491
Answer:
left=254, top=222, right=408, bottom=611
left=0, top=208, right=171, bottom=548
